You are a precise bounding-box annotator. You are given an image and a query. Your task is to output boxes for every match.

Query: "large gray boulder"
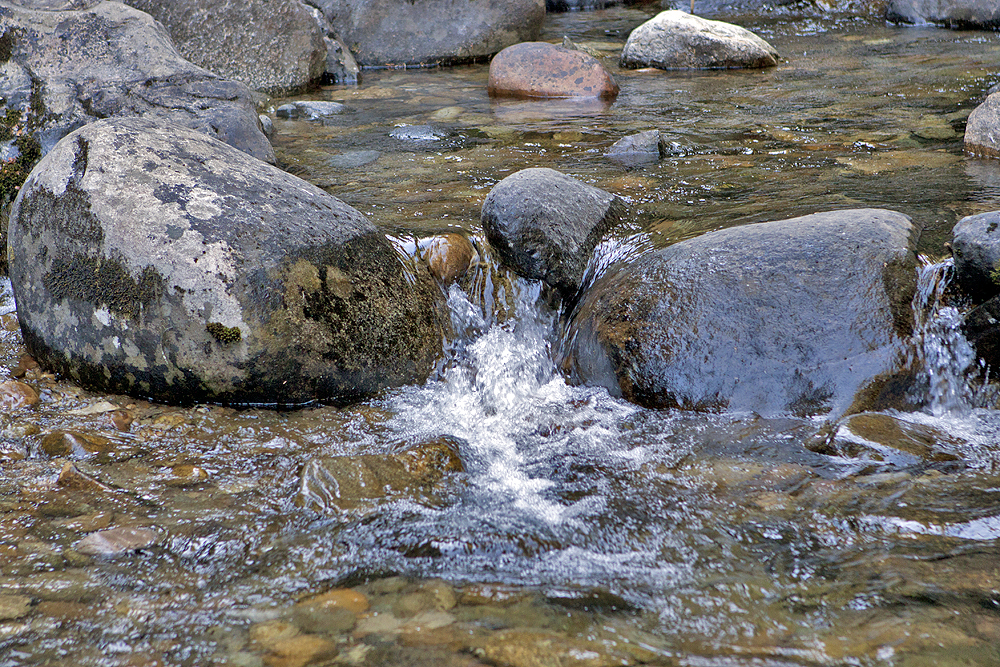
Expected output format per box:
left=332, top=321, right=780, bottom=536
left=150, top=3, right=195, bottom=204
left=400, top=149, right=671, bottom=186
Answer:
left=0, top=0, right=273, bottom=162
left=481, top=168, right=626, bottom=299
left=122, top=0, right=327, bottom=96
left=620, top=10, right=779, bottom=70
left=564, top=209, right=919, bottom=418
left=887, top=0, right=1000, bottom=28
left=964, top=92, right=1000, bottom=160
left=8, top=117, right=447, bottom=406
left=309, top=0, right=545, bottom=67
left=952, top=211, right=1000, bottom=303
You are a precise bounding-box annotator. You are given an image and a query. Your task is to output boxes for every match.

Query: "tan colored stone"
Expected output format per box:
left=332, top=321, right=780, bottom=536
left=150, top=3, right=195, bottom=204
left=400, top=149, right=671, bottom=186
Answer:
left=57, top=462, right=114, bottom=492
left=488, top=42, right=619, bottom=101
left=297, top=588, right=370, bottom=615
left=475, top=629, right=629, bottom=667
left=0, top=380, right=39, bottom=409
left=52, top=511, right=114, bottom=533
left=41, top=431, right=112, bottom=458
left=423, top=234, right=475, bottom=285
left=263, top=634, right=337, bottom=667
left=249, top=620, right=300, bottom=649
left=459, top=583, right=530, bottom=607
left=76, top=526, right=158, bottom=557
left=0, top=594, right=31, bottom=621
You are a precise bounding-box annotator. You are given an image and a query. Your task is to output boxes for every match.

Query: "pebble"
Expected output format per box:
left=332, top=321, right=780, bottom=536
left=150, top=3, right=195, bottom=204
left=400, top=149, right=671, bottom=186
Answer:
left=327, top=150, right=380, bottom=169
left=57, top=461, right=113, bottom=492
left=473, top=629, right=629, bottom=667
left=0, top=380, right=39, bottom=409
left=76, top=526, right=159, bottom=557
left=422, top=234, right=474, bottom=285
left=487, top=42, right=619, bottom=100
left=263, top=634, right=337, bottom=667
left=390, top=124, right=448, bottom=142
left=459, top=583, right=530, bottom=607
left=249, top=620, right=300, bottom=649
left=0, top=594, right=31, bottom=620
left=297, top=588, right=370, bottom=615
left=51, top=511, right=114, bottom=533
left=275, top=101, right=347, bottom=119
left=40, top=431, right=112, bottom=458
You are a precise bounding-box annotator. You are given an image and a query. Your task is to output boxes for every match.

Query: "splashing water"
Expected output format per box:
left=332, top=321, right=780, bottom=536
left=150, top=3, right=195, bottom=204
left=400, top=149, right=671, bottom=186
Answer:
left=912, top=257, right=978, bottom=416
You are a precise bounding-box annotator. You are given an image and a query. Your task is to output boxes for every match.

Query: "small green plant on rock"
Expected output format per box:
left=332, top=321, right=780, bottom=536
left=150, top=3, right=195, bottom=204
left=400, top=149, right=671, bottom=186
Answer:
left=991, top=260, right=1000, bottom=287
left=207, top=322, right=242, bottom=344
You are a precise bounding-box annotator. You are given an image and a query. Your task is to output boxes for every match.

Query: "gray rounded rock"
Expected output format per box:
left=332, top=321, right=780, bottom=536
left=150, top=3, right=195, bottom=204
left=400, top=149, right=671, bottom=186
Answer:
left=8, top=117, right=447, bottom=406
left=952, top=211, right=1000, bottom=303
left=311, top=0, right=545, bottom=67
left=564, top=209, right=919, bottom=418
left=620, top=10, right=779, bottom=70
left=0, top=0, right=273, bottom=162
left=122, top=0, right=328, bottom=96
left=887, top=0, right=1000, bottom=28
left=964, top=92, right=1000, bottom=160
left=481, top=168, right=626, bottom=298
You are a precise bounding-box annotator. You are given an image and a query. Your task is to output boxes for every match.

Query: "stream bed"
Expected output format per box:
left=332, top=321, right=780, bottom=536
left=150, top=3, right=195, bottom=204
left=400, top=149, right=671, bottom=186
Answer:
left=3, top=2, right=1000, bottom=666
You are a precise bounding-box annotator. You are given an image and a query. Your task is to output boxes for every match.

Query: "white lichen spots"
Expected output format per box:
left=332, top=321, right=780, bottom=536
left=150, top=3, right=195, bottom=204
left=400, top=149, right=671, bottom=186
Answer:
left=112, top=336, right=121, bottom=349
left=185, top=188, right=223, bottom=220
left=93, top=306, right=111, bottom=328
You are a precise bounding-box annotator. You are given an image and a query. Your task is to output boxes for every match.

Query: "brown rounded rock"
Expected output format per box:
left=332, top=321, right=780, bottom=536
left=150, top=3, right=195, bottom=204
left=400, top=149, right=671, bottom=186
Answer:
left=423, top=234, right=475, bottom=285
left=0, top=380, right=40, bottom=409
left=488, top=42, right=619, bottom=100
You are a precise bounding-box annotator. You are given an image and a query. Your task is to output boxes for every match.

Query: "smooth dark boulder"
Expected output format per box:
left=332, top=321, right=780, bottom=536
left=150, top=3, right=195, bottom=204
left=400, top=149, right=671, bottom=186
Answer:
left=122, top=0, right=327, bottom=96
left=951, top=211, right=1000, bottom=303
left=0, top=0, right=274, bottom=162
left=887, top=0, right=1000, bottom=27
left=310, top=0, right=544, bottom=67
left=620, top=10, right=779, bottom=70
left=487, top=42, right=619, bottom=100
left=8, top=117, right=447, bottom=406
left=481, top=168, right=626, bottom=298
left=564, top=209, right=919, bottom=418
left=965, top=93, right=1000, bottom=160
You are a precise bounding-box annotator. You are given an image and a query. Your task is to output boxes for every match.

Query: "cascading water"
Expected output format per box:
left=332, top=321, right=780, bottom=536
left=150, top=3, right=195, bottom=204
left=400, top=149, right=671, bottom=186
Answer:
left=911, top=256, right=980, bottom=416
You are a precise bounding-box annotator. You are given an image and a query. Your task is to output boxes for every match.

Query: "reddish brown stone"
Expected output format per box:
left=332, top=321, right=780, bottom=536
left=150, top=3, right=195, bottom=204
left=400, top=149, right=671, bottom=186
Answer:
left=487, top=42, right=619, bottom=100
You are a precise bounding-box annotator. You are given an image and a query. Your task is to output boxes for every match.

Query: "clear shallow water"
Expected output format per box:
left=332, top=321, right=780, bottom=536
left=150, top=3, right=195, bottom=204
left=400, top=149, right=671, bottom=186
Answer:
left=4, top=3, right=1000, bottom=666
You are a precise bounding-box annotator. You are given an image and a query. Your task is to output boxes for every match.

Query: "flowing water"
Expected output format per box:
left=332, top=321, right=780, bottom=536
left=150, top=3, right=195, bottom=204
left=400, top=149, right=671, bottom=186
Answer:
left=4, top=2, right=1000, bottom=666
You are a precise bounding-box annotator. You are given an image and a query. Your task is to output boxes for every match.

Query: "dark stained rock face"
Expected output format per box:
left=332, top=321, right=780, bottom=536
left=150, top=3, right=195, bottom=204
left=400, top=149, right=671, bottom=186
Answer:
left=310, top=0, right=545, bottom=67
left=487, top=42, right=620, bottom=100
left=619, top=10, right=779, bottom=70
left=481, top=168, right=626, bottom=298
left=887, top=0, right=1000, bottom=28
left=122, top=0, right=328, bottom=96
left=564, top=209, right=919, bottom=418
left=0, top=0, right=273, bottom=162
left=951, top=211, right=1000, bottom=304
left=8, top=117, right=447, bottom=406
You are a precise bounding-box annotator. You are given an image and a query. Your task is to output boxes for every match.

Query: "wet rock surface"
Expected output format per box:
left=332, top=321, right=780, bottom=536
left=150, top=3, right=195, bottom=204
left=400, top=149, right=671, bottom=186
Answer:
left=887, top=0, right=1000, bottom=27
left=296, top=436, right=466, bottom=513
left=0, top=0, right=274, bottom=162
left=565, top=209, right=918, bottom=417
left=481, top=168, right=626, bottom=298
left=964, top=92, right=1000, bottom=160
left=122, top=0, right=327, bottom=96
left=487, top=42, right=620, bottom=100
left=952, top=211, right=1000, bottom=304
left=604, top=129, right=669, bottom=165
left=8, top=117, right=447, bottom=406
left=309, top=0, right=545, bottom=67
left=620, top=10, right=779, bottom=70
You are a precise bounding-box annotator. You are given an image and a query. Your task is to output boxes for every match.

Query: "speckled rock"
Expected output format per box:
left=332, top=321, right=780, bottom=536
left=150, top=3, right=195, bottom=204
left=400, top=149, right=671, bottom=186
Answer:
left=121, top=0, right=326, bottom=96
left=620, top=10, right=778, bottom=70
left=487, top=42, right=619, bottom=100
left=564, top=209, right=919, bottom=418
left=0, top=0, right=273, bottom=162
left=951, top=211, right=1000, bottom=303
left=310, top=0, right=544, bottom=67
left=887, top=0, right=1000, bottom=27
left=76, top=526, right=159, bottom=557
left=8, top=117, right=447, bottom=406
left=481, top=168, right=626, bottom=298
left=965, top=93, right=1000, bottom=160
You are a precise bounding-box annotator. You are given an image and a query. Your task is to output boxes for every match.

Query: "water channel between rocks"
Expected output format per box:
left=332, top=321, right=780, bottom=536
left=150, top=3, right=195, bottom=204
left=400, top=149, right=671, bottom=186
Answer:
left=4, top=3, right=1000, bottom=667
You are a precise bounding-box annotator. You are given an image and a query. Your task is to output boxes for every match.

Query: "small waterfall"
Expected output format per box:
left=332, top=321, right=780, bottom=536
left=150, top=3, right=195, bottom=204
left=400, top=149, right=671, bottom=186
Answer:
left=912, top=257, right=979, bottom=416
